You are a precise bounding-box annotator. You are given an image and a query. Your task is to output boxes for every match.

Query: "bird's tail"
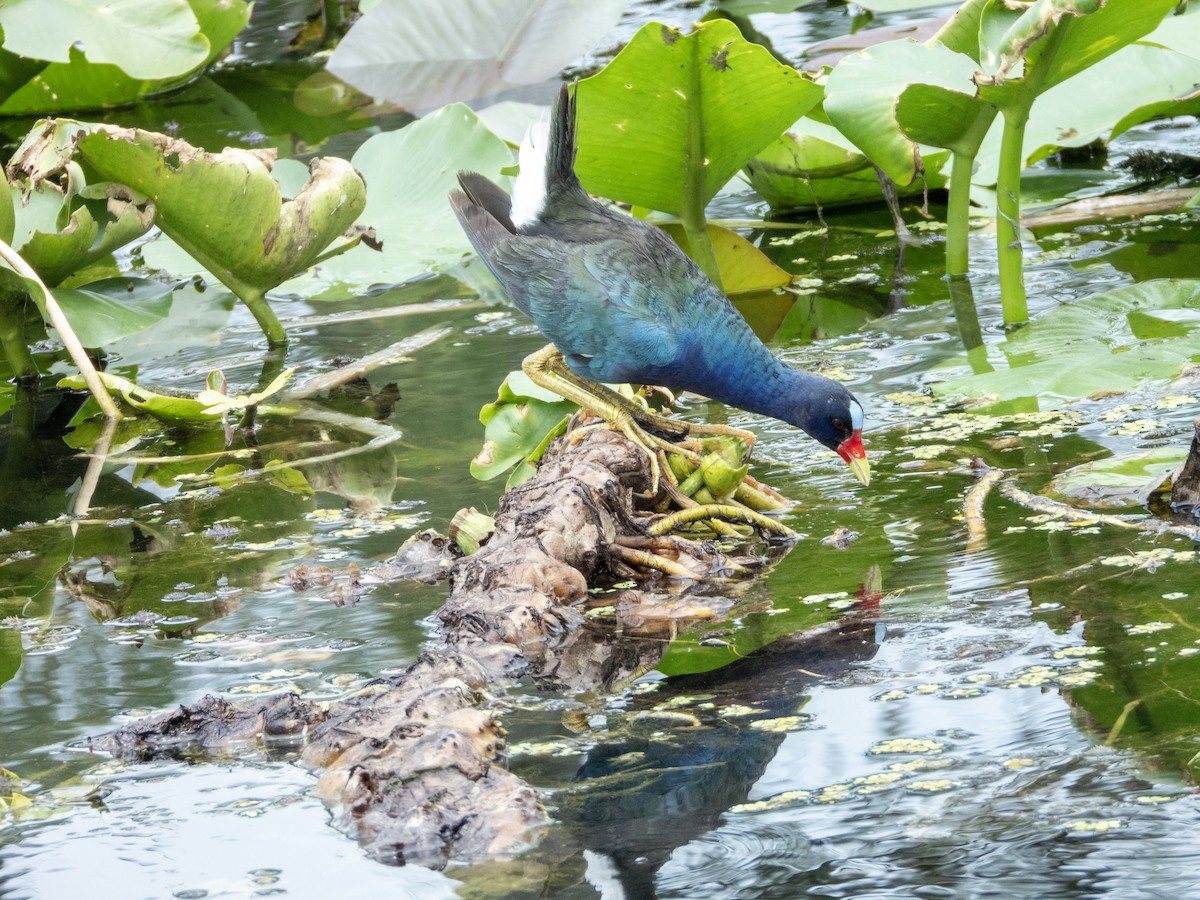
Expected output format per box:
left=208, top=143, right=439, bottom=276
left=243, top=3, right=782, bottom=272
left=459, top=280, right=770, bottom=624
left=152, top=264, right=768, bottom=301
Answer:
left=546, top=83, right=578, bottom=196
left=510, top=83, right=583, bottom=230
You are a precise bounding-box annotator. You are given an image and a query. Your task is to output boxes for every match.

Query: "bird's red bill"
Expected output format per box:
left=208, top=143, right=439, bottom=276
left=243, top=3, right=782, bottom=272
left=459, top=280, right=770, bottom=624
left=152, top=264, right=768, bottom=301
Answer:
left=836, top=430, right=870, bottom=486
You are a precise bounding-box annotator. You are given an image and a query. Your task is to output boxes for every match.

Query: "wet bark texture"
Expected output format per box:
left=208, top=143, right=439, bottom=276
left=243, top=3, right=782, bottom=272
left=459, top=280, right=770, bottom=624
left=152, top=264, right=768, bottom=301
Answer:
left=1172, top=418, right=1200, bottom=512
left=91, top=426, right=763, bottom=867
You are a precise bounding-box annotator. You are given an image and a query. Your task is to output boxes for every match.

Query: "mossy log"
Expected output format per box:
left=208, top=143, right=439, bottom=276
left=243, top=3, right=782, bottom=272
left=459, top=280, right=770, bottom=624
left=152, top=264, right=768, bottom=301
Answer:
left=91, top=426, right=780, bottom=866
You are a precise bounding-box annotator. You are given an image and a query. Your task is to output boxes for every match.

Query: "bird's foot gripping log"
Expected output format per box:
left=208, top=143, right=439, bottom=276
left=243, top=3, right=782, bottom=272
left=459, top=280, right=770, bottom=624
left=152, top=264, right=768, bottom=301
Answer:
left=523, top=344, right=759, bottom=492
left=522, top=344, right=795, bottom=538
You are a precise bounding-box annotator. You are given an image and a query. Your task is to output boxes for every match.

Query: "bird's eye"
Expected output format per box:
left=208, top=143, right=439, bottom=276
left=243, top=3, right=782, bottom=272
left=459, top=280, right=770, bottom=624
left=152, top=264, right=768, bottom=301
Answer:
left=831, top=417, right=847, bottom=432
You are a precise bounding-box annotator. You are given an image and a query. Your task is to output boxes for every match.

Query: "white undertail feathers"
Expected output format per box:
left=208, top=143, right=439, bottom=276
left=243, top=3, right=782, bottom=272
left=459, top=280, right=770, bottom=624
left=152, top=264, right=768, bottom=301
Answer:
left=510, top=118, right=551, bottom=230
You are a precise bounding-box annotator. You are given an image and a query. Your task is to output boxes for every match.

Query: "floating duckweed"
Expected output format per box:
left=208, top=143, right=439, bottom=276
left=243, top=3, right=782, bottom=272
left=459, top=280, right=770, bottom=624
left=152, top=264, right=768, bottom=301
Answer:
left=852, top=772, right=905, bottom=786
left=1100, top=549, right=1192, bottom=568
left=226, top=681, right=302, bottom=695
left=873, top=690, right=908, bottom=702
left=508, top=740, right=585, bottom=758
left=1154, top=395, right=1194, bottom=410
left=885, top=392, right=937, bottom=405
left=1099, top=404, right=1147, bottom=422
left=730, top=789, right=812, bottom=813
left=814, top=786, right=853, bottom=804
left=1110, top=418, right=1162, bottom=436
left=802, top=591, right=850, bottom=604
left=1054, top=646, right=1102, bottom=659
left=965, top=673, right=995, bottom=683
left=869, top=738, right=945, bottom=755
left=750, top=715, right=812, bottom=733
left=834, top=341, right=870, bottom=352
left=915, top=683, right=944, bottom=694
left=909, top=444, right=955, bottom=460
left=1126, top=621, right=1173, bottom=634
left=822, top=367, right=854, bottom=382
left=1057, top=672, right=1100, bottom=686
left=908, top=779, right=956, bottom=794
left=1066, top=819, right=1123, bottom=834
left=1005, top=757, right=1036, bottom=770
left=719, top=704, right=757, bottom=717
left=1134, top=794, right=1181, bottom=804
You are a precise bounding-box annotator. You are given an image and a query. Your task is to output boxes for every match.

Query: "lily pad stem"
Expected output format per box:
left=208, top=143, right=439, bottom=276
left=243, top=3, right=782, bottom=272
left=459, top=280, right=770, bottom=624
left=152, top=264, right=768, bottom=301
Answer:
left=682, top=49, right=723, bottom=290
left=238, top=285, right=288, bottom=348
left=0, top=237, right=120, bottom=419
left=0, top=287, right=38, bottom=381
left=995, top=110, right=1030, bottom=325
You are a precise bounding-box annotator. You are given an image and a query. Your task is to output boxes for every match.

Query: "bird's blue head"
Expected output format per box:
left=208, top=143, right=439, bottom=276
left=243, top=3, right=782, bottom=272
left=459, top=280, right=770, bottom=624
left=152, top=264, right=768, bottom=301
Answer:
left=801, top=388, right=869, bottom=486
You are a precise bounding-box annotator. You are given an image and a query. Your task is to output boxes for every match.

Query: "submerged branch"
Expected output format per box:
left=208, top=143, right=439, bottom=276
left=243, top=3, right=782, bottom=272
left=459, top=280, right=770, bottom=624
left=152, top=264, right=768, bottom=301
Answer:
left=1000, top=480, right=1200, bottom=542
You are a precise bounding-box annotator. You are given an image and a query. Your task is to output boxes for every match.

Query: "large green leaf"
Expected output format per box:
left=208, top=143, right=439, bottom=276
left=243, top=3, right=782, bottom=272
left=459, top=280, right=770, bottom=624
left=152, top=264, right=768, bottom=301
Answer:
left=0, top=0, right=210, bottom=81
left=574, top=19, right=823, bottom=216
left=825, top=39, right=988, bottom=185
left=317, top=103, right=514, bottom=287
left=327, top=0, right=625, bottom=109
left=8, top=182, right=156, bottom=288
left=0, top=0, right=250, bottom=115
left=50, top=277, right=173, bottom=348
left=75, top=126, right=366, bottom=296
left=975, top=0, right=1177, bottom=111
left=934, top=279, right=1200, bottom=402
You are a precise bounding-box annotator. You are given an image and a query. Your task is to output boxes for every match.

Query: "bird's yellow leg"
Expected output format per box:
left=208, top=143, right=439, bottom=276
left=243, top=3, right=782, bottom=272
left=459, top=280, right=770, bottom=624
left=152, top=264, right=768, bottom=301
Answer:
left=523, top=345, right=701, bottom=494
left=537, top=347, right=758, bottom=452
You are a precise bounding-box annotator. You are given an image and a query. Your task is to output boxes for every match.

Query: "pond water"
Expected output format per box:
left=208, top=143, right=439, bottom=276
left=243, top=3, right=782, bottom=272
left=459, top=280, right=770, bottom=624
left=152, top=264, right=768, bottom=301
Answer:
left=3, top=1, right=1200, bottom=898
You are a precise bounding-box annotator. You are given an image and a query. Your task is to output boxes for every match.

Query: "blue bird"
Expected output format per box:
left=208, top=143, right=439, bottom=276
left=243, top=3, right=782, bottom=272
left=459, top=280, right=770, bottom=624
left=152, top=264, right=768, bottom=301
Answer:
left=450, top=84, right=869, bottom=488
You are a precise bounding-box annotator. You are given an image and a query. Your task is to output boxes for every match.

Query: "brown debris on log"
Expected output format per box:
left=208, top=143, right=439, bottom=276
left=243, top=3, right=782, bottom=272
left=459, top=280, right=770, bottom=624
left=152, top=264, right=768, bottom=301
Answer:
left=91, top=426, right=781, bottom=867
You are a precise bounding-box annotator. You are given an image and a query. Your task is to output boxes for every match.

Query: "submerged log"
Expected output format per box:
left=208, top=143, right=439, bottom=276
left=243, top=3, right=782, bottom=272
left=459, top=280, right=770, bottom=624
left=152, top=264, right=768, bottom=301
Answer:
left=91, top=425, right=784, bottom=867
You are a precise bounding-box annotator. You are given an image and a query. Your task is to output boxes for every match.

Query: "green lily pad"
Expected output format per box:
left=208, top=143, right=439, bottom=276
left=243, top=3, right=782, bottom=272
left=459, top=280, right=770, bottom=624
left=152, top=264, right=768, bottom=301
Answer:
left=826, top=38, right=987, bottom=185
left=75, top=126, right=366, bottom=297
left=0, top=0, right=210, bottom=81
left=7, top=177, right=156, bottom=289
left=745, top=116, right=950, bottom=210
left=471, top=371, right=574, bottom=483
left=0, top=0, right=250, bottom=115
left=317, top=103, right=514, bottom=288
left=934, top=279, right=1200, bottom=402
left=575, top=19, right=823, bottom=216
left=1047, top=448, right=1188, bottom=509
left=327, top=0, right=625, bottom=109
left=50, top=277, right=173, bottom=348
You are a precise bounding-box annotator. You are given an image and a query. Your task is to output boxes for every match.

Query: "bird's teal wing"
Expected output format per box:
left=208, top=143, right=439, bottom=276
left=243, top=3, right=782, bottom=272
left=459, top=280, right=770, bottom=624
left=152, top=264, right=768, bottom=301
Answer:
left=487, top=234, right=688, bottom=384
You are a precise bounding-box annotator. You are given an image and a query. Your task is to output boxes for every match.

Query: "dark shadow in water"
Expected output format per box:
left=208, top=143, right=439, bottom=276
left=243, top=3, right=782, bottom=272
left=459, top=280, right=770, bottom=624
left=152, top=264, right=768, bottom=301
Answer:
left=547, top=613, right=884, bottom=898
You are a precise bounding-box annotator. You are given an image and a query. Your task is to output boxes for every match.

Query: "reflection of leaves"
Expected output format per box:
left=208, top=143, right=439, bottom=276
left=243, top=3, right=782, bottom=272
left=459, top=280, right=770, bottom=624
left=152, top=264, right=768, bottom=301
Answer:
left=0, top=629, right=21, bottom=690
left=935, top=279, right=1200, bottom=402
left=326, top=0, right=625, bottom=109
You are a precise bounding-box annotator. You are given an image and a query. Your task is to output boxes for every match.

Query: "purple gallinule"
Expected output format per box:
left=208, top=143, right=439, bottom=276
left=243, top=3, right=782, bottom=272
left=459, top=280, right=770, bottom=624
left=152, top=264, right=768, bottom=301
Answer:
left=450, top=84, right=869, bottom=490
